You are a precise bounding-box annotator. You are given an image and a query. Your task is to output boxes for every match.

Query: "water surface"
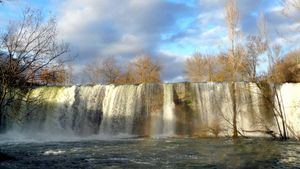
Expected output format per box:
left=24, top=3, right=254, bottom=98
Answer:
left=0, top=138, right=299, bottom=169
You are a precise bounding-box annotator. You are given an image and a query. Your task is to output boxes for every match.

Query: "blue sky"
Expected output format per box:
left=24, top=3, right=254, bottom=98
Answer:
left=1, top=0, right=300, bottom=82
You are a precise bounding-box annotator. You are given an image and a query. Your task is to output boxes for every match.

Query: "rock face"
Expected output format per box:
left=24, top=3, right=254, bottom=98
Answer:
left=3, top=82, right=300, bottom=138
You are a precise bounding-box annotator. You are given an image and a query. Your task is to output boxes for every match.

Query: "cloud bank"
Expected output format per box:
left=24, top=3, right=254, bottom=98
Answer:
left=51, top=0, right=300, bottom=82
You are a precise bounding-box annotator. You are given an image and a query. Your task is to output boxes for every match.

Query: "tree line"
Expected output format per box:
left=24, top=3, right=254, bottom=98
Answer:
left=2, top=1, right=298, bottom=86
left=83, top=55, right=161, bottom=85
left=185, top=1, right=300, bottom=84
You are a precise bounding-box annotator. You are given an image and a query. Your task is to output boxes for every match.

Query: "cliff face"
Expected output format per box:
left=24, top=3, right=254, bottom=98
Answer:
left=4, top=82, right=300, bottom=138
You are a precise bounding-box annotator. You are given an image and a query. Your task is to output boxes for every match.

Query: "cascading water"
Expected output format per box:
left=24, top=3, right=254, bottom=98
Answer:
left=15, top=85, right=107, bottom=137
left=2, top=82, right=300, bottom=139
left=72, top=85, right=106, bottom=135
left=21, top=86, right=77, bottom=135
left=162, top=84, right=176, bottom=135
left=275, top=83, right=300, bottom=137
left=100, top=85, right=140, bottom=136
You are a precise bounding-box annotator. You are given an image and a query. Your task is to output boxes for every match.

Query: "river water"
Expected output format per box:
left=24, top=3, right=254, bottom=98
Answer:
left=0, top=137, right=299, bottom=169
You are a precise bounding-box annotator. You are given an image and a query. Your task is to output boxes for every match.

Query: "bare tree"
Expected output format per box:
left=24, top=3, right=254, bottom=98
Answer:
left=225, top=0, right=240, bottom=138
left=131, top=55, right=161, bottom=84
left=84, top=57, right=121, bottom=84
left=101, top=57, right=121, bottom=84
left=0, top=8, right=69, bottom=130
left=270, top=49, right=300, bottom=83
left=184, top=53, right=225, bottom=82
left=84, top=58, right=103, bottom=84
left=244, top=35, right=267, bottom=80
left=253, top=15, right=299, bottom=140
left=184, top=53, right=208, bottom=82
left=116, top=62, right=135, bottom=85
left=241, top=13, right=267, bottom=81
left=39, top=59, right=70, bottom=85
left=64, top=62, right=74, bottom=85
left=84, top=55, right=161, bottom=85
left=226, top=0, right=239, bottom=64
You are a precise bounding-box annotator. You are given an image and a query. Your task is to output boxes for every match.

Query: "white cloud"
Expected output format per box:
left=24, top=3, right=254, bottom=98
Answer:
left=52, top=0, right=300, bottom=82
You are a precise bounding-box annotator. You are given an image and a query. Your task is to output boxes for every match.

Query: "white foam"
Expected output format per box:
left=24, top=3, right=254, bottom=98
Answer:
left=43, top=150, right=66, bottom=155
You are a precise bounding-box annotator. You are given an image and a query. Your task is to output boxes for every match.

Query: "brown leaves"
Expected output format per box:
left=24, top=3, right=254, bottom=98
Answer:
left=184, top=53, right=222, bottom=82
left=132, top=55, right=161, bottom=84
left=84, top=55, right=161, bottom=85
left=270, top=49, right=300, bottom=83
left=39, top=63, right=68, bottom=85
left=184, top=52, right=244, bottom=82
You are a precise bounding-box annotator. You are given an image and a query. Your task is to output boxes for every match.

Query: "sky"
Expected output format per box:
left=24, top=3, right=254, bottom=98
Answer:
left=1, top=0, right=300, bottom=83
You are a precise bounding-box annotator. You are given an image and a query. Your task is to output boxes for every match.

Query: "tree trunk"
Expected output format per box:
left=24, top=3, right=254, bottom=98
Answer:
left=231, top=82, right=238, bottom=138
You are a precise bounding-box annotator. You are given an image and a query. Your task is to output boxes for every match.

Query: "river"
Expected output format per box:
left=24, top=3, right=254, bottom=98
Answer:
left=0, top=137, right=299, bottom=169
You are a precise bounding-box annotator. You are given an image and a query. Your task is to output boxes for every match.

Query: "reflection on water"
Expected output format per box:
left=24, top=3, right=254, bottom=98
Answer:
left=0, top=138, right=299, bottom=169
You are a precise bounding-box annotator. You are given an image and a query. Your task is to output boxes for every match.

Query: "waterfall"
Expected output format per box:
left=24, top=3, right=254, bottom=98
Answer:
left=72, top=85, right=106, bottom=135
left=19, top=86, right=77, bottom=135
left=162, top=84, right=176, bottom=136
left=192, top=83, right=233, bottom=135
left=275, top=83, right=300, bottom=137
left=100, top=85, right=140, bottom=136
left=16, top=85, right=107, bottom=136
left=2, top=82, right=300, bottom=139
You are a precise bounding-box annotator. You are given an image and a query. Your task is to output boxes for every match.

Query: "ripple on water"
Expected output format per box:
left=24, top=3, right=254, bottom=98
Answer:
left=0, top=138, right=299, bottom=169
